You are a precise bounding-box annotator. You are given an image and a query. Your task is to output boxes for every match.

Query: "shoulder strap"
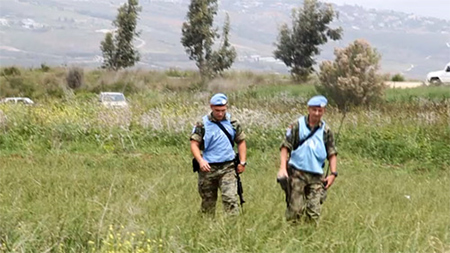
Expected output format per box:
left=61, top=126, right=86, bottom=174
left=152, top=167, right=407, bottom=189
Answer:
left=212, top=121, right=234, bottom=148
left=293, top=125, right=320, bottom=150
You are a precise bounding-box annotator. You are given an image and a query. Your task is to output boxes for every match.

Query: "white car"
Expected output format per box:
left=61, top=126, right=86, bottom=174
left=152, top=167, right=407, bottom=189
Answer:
left=426, top=62, right=450, bottom=85
left=0, top=97, right=35, bottom=105
left=99, top=92, right=128, bottom=108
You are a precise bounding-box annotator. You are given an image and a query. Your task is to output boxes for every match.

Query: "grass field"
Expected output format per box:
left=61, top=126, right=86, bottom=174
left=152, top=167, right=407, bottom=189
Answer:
left=1, top=83, right=449, bottom=252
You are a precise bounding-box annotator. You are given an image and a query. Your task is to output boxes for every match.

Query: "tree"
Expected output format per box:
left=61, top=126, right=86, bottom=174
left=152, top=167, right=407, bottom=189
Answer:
left=210, top=14, right=237, bottom=76
left=100, top=33, right=116, bottom=70
left=274, top=0, right=342, bottom=81
left=317, top=39, right=386, bottom=110
left=100, top=0, right=141, bottom=71
left=181, top=0, right=236, bottom=79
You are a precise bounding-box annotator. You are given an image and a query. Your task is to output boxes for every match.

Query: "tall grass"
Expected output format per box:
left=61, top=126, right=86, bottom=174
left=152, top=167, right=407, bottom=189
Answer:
left=0, top=67, right=288, bottom=100
left=0, top=83, right=449, bottom=252
left=386, top=86, right=450, bottom=102
left=1, top=88, right=448, bottom=167
left=1, top=148, right=449, bottom=252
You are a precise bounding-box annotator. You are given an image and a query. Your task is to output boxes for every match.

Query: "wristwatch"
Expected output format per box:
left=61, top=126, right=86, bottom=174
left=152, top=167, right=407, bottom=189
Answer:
left=239, top=161, right=247, bottom=166
left=331, top=171, right=338, bottom=177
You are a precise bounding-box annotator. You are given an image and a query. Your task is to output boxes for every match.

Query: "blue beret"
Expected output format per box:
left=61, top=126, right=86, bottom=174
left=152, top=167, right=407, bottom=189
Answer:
left=307, top=95, right=327, bottom=107
left=210, top=93, right=228, bottom=106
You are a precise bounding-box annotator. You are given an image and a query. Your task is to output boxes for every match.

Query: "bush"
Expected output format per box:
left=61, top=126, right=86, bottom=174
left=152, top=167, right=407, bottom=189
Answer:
left=40, top=63, right=51, bottom=72
left=1, top=66, right=21, bottom=76
left=391, top=73, right=405, bottom=82
left=4, top=76, right=36, bottom=97
left=317, top=39, right=386, bottom=110
left=41, top=75, right=65, bottom=98
left=66, top=67, right=84, bottom=89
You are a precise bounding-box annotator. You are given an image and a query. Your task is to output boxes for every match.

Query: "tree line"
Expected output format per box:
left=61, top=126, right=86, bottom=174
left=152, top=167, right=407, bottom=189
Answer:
left=96, top=0, right=386, bottom=109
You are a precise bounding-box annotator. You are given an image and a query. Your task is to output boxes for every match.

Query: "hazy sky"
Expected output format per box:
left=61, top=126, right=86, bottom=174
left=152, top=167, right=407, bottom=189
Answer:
left=327, top=0, right=450, bottom=20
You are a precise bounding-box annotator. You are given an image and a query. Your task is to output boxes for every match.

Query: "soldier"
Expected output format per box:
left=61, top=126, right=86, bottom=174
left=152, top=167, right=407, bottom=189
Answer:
left=190, top=93, right=247, bottom=216
left=277, top=95, right=338, bottom=223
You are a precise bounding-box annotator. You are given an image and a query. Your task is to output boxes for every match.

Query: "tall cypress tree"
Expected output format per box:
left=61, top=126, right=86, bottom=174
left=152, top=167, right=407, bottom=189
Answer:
left=181, top=0, right=236, bottom=79
left=100, top=0, right=141, bottom=71
left=210, top=14, right=237, bottom=76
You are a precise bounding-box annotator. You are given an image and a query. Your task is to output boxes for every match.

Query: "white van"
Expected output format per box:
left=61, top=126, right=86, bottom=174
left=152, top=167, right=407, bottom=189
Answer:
left=0, top=97, right=35, bottom=105
left=426, top=62, right=450, bottom=85
left=99, top=92, right=128, bottom=108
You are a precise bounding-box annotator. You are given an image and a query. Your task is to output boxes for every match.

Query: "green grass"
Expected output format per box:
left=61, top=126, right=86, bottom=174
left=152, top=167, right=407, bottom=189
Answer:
left=386, top=85, right=450, bottom=102
left=241, top=83, right=317, bottom=98
left=0, top=84, right=449, bottom=252
left=1, top=150, right=449, bottom=252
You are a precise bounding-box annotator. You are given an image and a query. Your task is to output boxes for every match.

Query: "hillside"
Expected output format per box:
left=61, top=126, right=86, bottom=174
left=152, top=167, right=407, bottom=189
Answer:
left=0, top=0, right=449, bottom=79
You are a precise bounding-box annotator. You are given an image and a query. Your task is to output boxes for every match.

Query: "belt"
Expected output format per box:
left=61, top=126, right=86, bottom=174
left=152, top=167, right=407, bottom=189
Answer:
left=209, top=160, right=234, bottom=166
left=288, top=165, right=323, bottom=176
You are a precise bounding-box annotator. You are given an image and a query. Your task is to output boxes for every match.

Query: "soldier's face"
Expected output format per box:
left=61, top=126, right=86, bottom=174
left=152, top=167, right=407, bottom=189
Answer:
left=211, top=105, right=227, bottom=120
left=308, top=106, right=325, bottom=122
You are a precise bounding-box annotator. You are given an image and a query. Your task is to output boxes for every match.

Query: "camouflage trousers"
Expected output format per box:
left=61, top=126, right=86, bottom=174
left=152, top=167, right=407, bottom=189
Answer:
left=198, top=161, right=239, bottom=216
left=285, top=166, right=326, bottom=222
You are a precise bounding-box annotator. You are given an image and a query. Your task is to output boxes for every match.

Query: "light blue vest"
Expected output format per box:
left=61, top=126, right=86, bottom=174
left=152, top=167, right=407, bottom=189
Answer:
left=288, top=116, right=327, bottom=175
left=202, top=113, right=235, bottom=163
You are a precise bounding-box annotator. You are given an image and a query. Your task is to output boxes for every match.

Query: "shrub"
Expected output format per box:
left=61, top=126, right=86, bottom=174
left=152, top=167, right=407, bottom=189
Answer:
left=5, top=76, right=36, bottom=97
left=391, top=73, right=405, bottom=82
left=41, top=74, right=65, bottom=98
left=40, top=63, right=51, bottom=72
left=66, top=67, right=84, bottom=90
left=2, top=66, right=21, bottom=76
left=317, top=39, right=386, bottom=110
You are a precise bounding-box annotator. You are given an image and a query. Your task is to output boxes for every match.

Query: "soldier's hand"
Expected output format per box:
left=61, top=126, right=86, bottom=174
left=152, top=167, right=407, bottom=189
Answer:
left=199, top=159, right=211, bottom=172
left=277, top=168, right=288, bottom=179
left=237, top=164, right=245, bottom=174
left=323, top=175, right=336, bottom=189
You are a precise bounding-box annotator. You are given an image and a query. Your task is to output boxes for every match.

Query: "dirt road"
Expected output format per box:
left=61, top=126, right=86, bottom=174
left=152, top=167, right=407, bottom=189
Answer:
left=385, top=81, right=424, bottom=89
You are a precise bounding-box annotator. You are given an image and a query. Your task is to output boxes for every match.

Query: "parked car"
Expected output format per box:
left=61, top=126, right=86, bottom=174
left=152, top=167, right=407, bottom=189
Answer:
left=99, top=92, right=128, bottom=108
left=0, top=97, right=35, bottom=105
left=426, top=62, right=450, bottom=85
